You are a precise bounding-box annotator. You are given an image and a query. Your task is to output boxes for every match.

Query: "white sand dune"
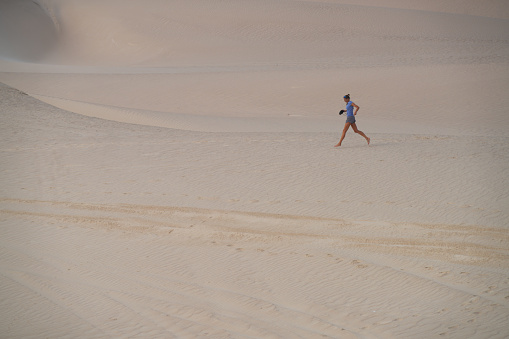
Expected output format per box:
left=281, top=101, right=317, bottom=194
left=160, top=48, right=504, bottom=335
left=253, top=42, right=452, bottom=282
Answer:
left=1, top=0, right=509, bottom=134
left=1, top=83, right=508, bottom=338
left=2, top=197, right=508, bottom=338
left=1, top=0, right=509, bottom=337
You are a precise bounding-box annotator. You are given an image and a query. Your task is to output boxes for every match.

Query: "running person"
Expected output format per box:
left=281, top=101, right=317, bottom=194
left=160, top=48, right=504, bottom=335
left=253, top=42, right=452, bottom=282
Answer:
left=334, top=94, right=370, bottom=147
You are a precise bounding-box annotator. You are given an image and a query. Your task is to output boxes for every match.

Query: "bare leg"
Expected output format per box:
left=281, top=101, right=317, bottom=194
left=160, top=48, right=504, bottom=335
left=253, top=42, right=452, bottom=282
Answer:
left=334, top=123, right=351, bottom=147
left=351, top=123, right=370, bottom=145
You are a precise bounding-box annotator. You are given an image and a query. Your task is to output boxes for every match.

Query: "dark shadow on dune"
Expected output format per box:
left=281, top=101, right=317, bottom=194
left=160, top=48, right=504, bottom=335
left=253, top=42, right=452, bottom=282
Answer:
left=0, top=0, right=58, bottom=62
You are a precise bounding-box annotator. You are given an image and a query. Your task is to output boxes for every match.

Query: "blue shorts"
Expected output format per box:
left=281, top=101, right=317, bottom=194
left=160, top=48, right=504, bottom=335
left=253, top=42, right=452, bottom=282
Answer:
left=346, top=115, right=356, bottom=124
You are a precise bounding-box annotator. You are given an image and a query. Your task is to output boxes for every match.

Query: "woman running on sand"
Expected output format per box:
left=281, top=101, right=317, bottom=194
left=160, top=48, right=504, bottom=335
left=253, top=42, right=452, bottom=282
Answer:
left=334, top=94, right=370, bottom=147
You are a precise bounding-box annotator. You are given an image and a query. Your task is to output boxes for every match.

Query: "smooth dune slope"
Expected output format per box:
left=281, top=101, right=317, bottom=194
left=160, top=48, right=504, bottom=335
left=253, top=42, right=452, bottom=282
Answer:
left=1, top=0, right=508, bottom=133
left=0, top=0, right=57, bottom=62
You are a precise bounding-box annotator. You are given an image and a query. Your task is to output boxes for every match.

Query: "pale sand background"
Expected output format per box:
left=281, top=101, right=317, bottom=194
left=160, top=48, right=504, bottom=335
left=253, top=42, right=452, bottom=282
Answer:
left=1, top=0, right=509, bottom=338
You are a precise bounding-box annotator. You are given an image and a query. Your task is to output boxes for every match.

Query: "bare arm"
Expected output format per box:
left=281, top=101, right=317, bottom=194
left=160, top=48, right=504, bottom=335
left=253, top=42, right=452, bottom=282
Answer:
left=352, top=102, right=360, bottom=115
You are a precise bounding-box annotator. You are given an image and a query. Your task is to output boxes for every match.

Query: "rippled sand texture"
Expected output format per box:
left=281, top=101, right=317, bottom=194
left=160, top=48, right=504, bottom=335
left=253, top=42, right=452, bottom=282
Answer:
left=1, top=0, right=509, bottom=338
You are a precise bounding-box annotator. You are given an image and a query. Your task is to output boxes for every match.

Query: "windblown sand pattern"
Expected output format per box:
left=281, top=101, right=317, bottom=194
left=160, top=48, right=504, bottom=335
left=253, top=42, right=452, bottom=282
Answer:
left=1, top=0, right=508, bottom=338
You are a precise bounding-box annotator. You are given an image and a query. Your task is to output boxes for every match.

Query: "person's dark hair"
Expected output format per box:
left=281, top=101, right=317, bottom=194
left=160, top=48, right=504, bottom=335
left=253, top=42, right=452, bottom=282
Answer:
left=343, top=94, right=350, bottom=99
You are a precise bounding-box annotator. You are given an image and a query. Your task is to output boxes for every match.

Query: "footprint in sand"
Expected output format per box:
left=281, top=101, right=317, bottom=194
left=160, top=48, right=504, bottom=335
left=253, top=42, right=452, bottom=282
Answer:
left=352, top=260, right=368, bottom=268
left=482, top=286, right=497, bottom=294
left=461, top=296, right=480, bottom=306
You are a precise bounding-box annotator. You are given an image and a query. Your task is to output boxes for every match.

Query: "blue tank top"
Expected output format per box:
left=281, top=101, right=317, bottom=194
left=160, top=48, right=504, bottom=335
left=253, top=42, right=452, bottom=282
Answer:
left=346, top=101, right=355, bottom=116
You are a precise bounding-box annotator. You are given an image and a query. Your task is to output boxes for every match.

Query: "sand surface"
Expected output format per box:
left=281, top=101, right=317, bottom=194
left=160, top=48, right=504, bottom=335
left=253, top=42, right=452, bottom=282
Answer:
left=1, top=0, right=509, bottom=338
